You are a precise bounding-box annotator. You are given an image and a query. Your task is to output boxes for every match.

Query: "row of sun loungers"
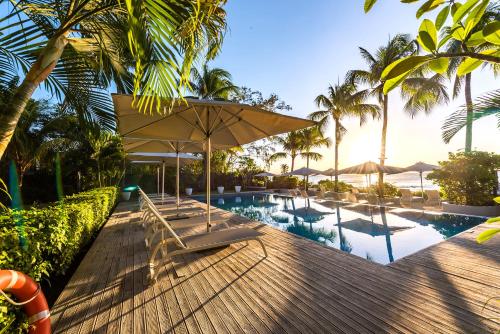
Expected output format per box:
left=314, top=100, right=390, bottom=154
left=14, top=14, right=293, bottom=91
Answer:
left=137, top=188, right=267, bottom=283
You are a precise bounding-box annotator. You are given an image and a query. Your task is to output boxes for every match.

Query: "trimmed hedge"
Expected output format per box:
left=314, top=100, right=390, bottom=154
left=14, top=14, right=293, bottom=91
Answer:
left=0, top=187, right=118, bottom=333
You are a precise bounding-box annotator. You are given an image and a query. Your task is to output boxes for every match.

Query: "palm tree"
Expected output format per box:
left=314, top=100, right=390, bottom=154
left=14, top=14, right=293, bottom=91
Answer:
left=280, top=164, right=289, bottom=174
left=189, top=64, right=239, bottom=100
left=85, top=126, right=115, bottom=188
left=347, top=34, right=448, bottom=196
left=270, top=131, right=303, bottom=171
left=310, top=81, right=379, bottom=191
left=298, top=127, right=331, bottom=190
left=0, top=0, right=227, bottom=160
left=443, top=4, right=499, bottom=151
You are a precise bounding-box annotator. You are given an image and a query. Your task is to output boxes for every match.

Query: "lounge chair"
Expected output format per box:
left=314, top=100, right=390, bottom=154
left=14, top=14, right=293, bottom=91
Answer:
left=424, top=190, right=442, bottom=210
left=399, top=189, right=423, bottom=208
left=299, top=190, right=309, bottom=198
left=145, top=205, right=267, bottom=283
left=316, top=187, right=326, bottom=199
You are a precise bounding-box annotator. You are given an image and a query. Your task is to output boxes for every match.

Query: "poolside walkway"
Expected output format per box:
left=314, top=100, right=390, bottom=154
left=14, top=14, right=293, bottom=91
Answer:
left=50, top=198, right=500, bottom=333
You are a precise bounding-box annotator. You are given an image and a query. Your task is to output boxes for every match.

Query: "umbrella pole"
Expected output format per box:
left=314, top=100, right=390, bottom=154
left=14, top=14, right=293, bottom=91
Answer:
left=157, top=166, right=160, bottom=196
left=420, top=172, right=424, bottom=197
left=206, top=137, right=211, bottom=232
left=176, top=152, right=180, bottom=212
left=162, top=161, right=165, bottom=201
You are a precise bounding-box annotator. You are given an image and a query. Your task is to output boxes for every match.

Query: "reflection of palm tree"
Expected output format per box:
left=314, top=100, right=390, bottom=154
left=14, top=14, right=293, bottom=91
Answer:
left=286, top=222, right=337, bottom=245
left=380, top=207, right=394, bottom=263
left=336, top=204, right=352, bottom=253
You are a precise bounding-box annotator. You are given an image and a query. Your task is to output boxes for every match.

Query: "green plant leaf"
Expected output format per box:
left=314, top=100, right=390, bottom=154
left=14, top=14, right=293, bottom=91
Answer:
left=364, top=0, right=377, bottom=13
left=452, top=26, right=467, bottom=41
left=383, top=71, right=411, bottom=94
left=463, top=0, right=489, bottom=36
left=437, top=33, right=454, bottom=49
left=435, top=5, right=450, bottom=30
left=416, top=0, right=445, bottom=19
left=457, top=49, right=500, bottom=76
left=429, top=58, right=449, bottom=73
left=453, top=0, right=480, bottom=23
left=465, top=30, right=486, bottom=46
left=381, top=55, right=431, bottom=80
left=483, top=21, right=500, bottom=45
left=485, top=217, right=500, bottom=224
left=451, top=2, right=462, bottom=16
left=401, top=0, right=420, bottom=3
left=494, top=196, right=500, bottom=204
left=476, top=228, right=500, bottom=243
left=418, top=19, right=438, bottom=52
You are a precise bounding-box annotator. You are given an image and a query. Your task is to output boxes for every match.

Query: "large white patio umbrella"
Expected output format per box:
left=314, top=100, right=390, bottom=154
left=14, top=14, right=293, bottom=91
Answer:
left=339, top=161, right=405, bottom=187
left=124, top=138, right=217, bottom=207
left=127, top=152, right=201, bottom=205
left=114, top=95, right=315, bottom=231
left=282, top=167, right=323, bottom=191
left=399, top=161, right=439, bottom=195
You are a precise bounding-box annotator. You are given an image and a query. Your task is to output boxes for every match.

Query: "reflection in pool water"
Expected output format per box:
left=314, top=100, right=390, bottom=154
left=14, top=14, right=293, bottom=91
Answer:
left=196, top=193, right=483, bottom=265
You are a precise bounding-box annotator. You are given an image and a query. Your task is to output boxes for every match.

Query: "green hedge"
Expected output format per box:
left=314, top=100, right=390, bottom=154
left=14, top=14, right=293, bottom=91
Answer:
left=0, top=187, right=118, bottom=333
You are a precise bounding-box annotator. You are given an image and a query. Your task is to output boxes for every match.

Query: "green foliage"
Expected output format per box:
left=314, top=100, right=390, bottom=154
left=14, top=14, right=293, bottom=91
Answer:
left=318, top=180, right=353, bottom=192
left=269, top=176, right=299, bottom=189
left=0, top=187, right=118, bottom=333
left=368, top=182, right=400, bottom=198
left=427, top=151, right=500, bottom=205
left=477, top=196, right=500, bottom=243
left=365, top=0, right=500, bottom=93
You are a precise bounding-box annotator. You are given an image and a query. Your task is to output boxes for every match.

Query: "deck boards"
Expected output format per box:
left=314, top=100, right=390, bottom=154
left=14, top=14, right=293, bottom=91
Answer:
left=51, top=199, right=500, bottom=334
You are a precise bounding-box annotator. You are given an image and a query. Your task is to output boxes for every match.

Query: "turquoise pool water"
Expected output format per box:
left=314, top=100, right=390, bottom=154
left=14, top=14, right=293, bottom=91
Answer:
left=195, top=193, right=484, bottom=265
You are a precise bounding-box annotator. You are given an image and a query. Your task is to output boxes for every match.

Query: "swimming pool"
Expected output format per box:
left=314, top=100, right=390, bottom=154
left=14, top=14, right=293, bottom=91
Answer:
left=195, top=193, right=484, bottom=265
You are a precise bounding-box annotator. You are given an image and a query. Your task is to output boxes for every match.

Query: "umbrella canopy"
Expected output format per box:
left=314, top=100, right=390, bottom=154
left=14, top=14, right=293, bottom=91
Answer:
left=339, top=161, right=404, bottom=175
left=403, top=161, right=439, bottom=173
left=126, top=153, right=201, bottom=203
left=322, top=168, right=338, bottom=176
left=255, top=172, right=277, bottom=177
left=281, top=167, right=323, bottom=176
left=398, top=161, right=439, bottom=195
left=124, top=137, right=208, bottom=153
left=114, top=94, right=315, bottom=231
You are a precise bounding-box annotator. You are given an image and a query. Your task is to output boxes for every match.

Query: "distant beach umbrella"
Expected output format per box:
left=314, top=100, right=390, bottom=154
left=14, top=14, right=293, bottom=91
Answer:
left=281, top=167, right=323, bottom=190
left=114, top=95, right=315, bottom=232
left=338, top=161, right=405, bottom=187
left=398, top=161, right=439, bottom=195
left=254, top=172, right=277, bottom=177
left=321, top=168, right=338, bottom=181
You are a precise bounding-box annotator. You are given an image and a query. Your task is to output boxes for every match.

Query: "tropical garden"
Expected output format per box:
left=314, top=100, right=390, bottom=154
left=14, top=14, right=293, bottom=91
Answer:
left=0, top=0, right=499, bottom=332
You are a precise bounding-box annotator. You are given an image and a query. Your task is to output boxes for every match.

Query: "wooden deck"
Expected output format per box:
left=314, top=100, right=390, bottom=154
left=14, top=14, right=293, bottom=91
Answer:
left=50, top=198, right=500, bottom=334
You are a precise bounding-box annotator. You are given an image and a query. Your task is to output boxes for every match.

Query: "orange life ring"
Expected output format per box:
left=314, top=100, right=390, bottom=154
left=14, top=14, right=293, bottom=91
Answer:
left=0, top=270, right=51, bottom=334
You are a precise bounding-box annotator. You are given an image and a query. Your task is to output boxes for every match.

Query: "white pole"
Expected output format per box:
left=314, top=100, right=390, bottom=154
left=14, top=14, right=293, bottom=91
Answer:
left=162, top=161, right=165, bottom=201
left=176, top=152, right=180, bottom=211
left=157, top=166, right=160, bottom=196
left=206, top=137, right=211, bottom=232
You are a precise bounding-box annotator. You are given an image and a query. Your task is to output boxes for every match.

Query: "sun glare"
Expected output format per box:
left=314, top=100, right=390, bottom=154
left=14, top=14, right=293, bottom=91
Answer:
left=345, top=138, right=380, bottom=166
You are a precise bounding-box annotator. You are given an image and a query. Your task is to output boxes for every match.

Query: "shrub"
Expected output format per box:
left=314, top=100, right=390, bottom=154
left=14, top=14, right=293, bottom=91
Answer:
left=0, top=186, right=118, bottom=333
left=268, top=176, right=299, bottom=189
left=318, top=180, right=353, bottom=192
left=427, top=152, right=500, bottom=206
left=368, top=182, right=400, bottom=198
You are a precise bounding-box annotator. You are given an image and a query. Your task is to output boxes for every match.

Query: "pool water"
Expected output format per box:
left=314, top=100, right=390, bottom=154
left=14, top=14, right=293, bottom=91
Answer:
left=196, top=193, right=484, bottom=265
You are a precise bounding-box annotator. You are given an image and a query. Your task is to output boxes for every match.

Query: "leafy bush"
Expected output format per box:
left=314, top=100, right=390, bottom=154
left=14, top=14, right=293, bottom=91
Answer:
left=367, top=182, right=400, bottom=198
left=268, top=176, right=299, bottom=189
left=318, top=180, right=353, bottom=192
left=0, top=187, right=118, bottom=333
left=428, top=152, right=500, bottom=206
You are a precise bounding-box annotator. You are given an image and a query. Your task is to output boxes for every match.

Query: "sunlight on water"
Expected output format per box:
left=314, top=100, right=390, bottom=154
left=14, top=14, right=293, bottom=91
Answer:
left=199, top=193, right=484, bottom=265
left=9, top=161, right=27, bottom=249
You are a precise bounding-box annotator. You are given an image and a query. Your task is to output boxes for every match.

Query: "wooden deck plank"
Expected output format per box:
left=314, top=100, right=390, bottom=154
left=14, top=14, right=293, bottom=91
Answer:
left=51, top=199, right=500, bottom=334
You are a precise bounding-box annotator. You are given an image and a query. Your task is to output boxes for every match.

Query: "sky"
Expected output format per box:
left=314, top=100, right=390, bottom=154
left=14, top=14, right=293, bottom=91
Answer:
left=210, top=0, right=500, bottom=172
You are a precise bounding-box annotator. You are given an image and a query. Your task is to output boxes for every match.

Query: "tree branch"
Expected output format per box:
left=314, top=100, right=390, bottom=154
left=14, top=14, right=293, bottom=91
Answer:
left=436, top=52, right=500, bottom=64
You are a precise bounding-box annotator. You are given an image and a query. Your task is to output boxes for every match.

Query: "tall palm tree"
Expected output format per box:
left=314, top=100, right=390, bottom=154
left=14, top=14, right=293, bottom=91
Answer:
left=444, top=3, right=499, bottom=151
left=0, top=0, right=227, bottom=160
left=189, top=64, right=239, bottom=100
left=347, top=34, right=448, bottom=196
left=270, top=131, right=303, bottom=171
left=298, top=127, right=331, bottom=190
left=310, top=81, right=379, bottom=191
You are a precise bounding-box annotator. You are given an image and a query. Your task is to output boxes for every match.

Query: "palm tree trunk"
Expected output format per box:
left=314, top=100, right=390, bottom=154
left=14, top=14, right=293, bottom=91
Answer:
left=0, top=34, right=69, bottom=160
left=378, top=94, right=388, bottom=197
left=464, top=73, right=473, bottom=153
left=97, top=158, right=102, bottom=187
left=291, top=154, right=295, bottom=171
left=306, top=152, right=310, bottom=191
left=334, top=121, right=339, bottom=192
